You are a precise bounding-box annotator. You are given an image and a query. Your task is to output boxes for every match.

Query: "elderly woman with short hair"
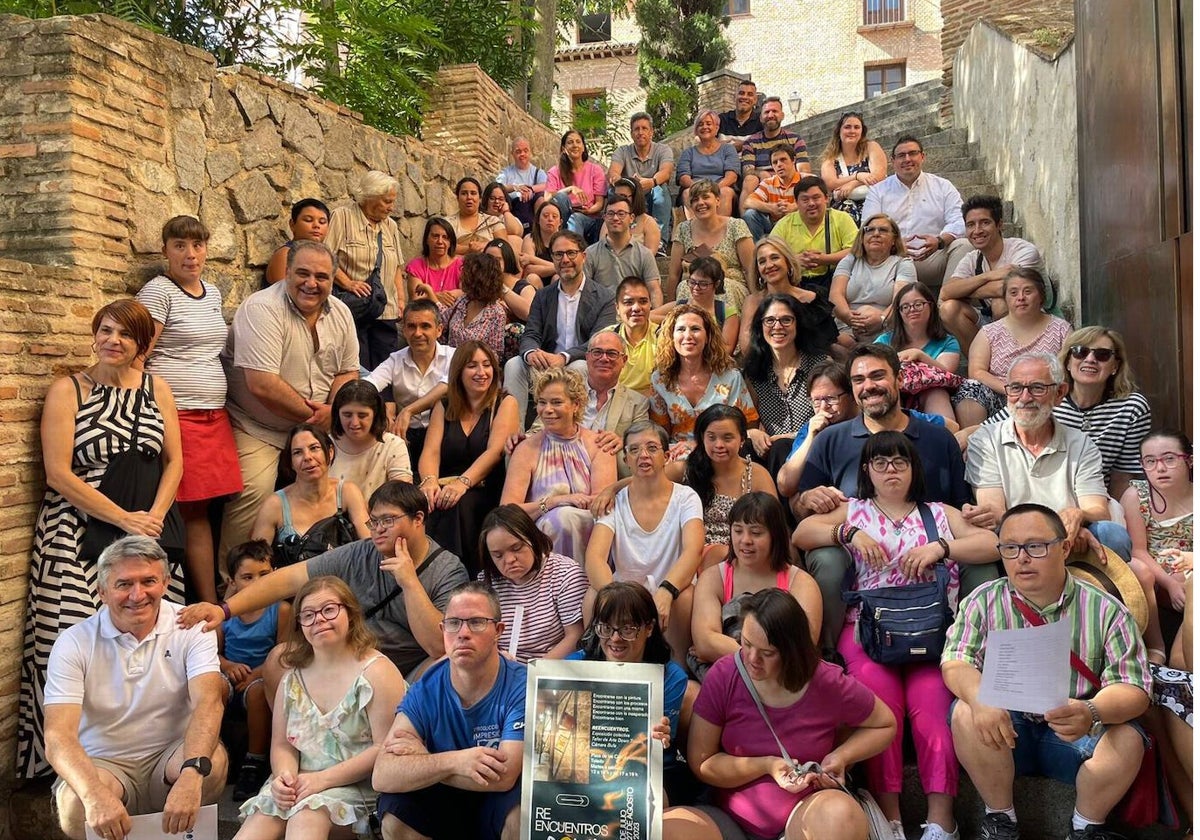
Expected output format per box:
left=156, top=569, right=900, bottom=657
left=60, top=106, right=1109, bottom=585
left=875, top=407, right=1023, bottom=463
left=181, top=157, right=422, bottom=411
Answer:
left=324, top=170, right=407, bottom=369
left=676, top=109, right=740, bottom=216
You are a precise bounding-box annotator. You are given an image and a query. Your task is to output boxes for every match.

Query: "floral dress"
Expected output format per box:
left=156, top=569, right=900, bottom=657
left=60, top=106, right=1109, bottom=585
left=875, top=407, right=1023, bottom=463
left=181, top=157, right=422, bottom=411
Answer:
left=831, top=155, right=872, bottom=224
left=1131, top=479, right=1193, bottom=567
left=649, top=368, right=759, bottom=453
left=240, top=655, right=385, bottom=833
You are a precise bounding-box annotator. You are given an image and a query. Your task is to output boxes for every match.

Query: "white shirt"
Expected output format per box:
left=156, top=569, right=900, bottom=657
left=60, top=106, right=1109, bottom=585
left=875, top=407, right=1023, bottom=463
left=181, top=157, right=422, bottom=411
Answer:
left=597, top=483, right=704, bottom=588
left=862, top=172, right=966, bottom=241
left=951, top=236, right=1045, bottom=279
left=555, top=279, right=586, bottom=358
left=365, top=343, right=454, bottom=429
left=584, top=385, right=617, bottom=429
left=44, top=601, right=219, bottom=761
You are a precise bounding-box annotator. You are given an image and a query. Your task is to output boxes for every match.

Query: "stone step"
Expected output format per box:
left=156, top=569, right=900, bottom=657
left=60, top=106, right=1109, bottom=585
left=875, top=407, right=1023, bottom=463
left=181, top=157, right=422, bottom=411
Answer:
left=923, top=127, right=969, bottom=147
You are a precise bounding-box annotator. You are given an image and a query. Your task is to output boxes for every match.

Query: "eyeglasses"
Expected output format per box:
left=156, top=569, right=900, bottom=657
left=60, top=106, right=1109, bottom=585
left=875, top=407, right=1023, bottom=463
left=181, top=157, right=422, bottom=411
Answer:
left=863, top=226, right=894, bottom=236
left=587, top=348, right=624, bottom=360
left=624, top=443, right=663, bottom=456
left=893, top=150, right=923, bottom=159
left=762, top=315, right=796, bottom=328
left=1068, top=345, right=1117, bottom=363
left=811, top=393, right=846, bottom=405
left=997, top=539, right=1064, bottom=560
left=551, top=249, right=582, bottom=260
left=594, top=622, right=646, bottom=641
left=604, top=210, right=630, bottom=219
left=898, top=301, right=929, bottom=314
left=868, top=456, right=911, bottom=473
left=1004, top=382, right=1053, bottom=397
left=687, top=278, right=714, bottom=289
left=298, top=603, right=345, bottom=626
left=1141, top=453, right=1189, bottom=470
left=441, top=616, right=499, bottom=633
left=366, top=513, right=409, bottom=531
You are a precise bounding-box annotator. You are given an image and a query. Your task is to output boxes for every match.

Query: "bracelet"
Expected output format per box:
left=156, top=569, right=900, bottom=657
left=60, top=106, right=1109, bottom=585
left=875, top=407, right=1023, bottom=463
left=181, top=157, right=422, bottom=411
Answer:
left=937, top=538, right=951, bottom=560
left=659, top=580, right=681, bottom=601
left=539, top=497, right=548, bottom=515
left=830, top=524, right=841, bottom=546
left=419, top=475, right=438, bottom=486
left=219, top=601, right=232, bottom=621
left=458, top=475, right=472, bottom=488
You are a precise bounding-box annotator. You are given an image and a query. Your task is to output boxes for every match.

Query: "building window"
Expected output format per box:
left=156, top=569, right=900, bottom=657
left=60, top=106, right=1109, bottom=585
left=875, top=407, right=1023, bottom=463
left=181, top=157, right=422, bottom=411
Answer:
left=571, top=91, right=608, bottom=138
left=724, top=0, right=750, bottom=15
left=865, top=63, right=905, bottom=98
left=577, top=12, right=611, bottom=43
left=863, top=0, right=904, bottom=25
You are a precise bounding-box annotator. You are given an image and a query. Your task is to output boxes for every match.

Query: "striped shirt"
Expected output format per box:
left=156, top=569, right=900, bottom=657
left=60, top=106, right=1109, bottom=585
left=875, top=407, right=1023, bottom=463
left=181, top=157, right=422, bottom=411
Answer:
left=137, top=275, right=228, bottom=409
left=943, top=574, right=1151, bottom=700
left=983, top=392, right=1151, bottom=479
left=482, top=552, right=588, bottom=663
left=741, top=130, right=809, bottom=174
left=750, top=171, right=803, bottom=213
left=325, top=202, right=405, bottom=320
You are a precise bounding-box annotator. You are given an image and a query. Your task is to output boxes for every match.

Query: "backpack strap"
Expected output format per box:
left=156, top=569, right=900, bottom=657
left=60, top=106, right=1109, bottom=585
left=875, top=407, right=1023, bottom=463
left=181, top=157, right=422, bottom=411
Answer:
left=365, top=547, right=447, bottom=620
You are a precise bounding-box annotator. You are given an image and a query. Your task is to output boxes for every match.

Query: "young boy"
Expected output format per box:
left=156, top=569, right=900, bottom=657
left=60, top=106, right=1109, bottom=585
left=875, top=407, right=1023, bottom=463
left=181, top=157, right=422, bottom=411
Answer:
left=265, top=197, right=331, bottom=284
left=219, top=540, right=291, bottom=801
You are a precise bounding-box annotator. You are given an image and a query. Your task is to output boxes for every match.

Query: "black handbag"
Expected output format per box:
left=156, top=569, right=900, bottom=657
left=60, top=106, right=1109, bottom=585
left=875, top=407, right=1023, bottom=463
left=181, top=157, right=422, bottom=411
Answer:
left=842, top=503, right=952, bottom=665
left=272, top=480, right=359, bottom=567
left=79, top=377, right=185, bottom=564
left=331, top=229, right=388, bottom=326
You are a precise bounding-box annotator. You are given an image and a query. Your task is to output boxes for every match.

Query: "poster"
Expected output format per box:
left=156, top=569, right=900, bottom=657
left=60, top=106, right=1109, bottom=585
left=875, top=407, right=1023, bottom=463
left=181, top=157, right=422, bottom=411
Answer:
left=84, top=804, right=217, bottom=840
left=521, top=659, right=664, bottom=840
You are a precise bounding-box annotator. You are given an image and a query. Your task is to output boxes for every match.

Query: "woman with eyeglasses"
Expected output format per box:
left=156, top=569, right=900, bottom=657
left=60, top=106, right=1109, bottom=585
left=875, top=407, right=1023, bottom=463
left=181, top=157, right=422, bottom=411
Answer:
left=1122, top=430, right=1193, bottom=664
left=967, top=266, right=1071, bottom=417
left=237, top=576, right=405, bottom=840
left=651, top=256, right=741, bottom=356
left=776, top=361, right=857, bottom=499
left=829, top=214, right=915, bottom=346
left=481, top=181, right=528, bottom=252
left=819, top=112, right=888, bottom=225
left=793, top=431, right=999, bottom=840
left=737, top=237, right=837, bottom=358
left=477, top=505, right=588, bottom=662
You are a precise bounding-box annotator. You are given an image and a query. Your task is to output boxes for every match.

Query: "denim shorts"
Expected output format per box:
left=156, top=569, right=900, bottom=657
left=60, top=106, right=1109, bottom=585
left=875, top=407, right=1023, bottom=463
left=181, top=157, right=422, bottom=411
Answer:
left=1008, top=710, right=1148, bottom=785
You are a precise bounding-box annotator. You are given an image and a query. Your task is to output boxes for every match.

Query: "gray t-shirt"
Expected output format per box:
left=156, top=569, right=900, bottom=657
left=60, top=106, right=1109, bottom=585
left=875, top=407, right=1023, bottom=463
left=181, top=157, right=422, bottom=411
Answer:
left=612, top=142, right=674, bottom=180
left=584, top=238, right=660, bottom=291
left=307, top=537, right=467, bottom=677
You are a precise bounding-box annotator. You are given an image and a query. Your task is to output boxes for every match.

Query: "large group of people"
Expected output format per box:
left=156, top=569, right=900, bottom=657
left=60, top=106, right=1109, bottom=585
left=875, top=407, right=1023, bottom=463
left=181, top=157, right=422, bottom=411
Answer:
left=15, top=83, right=1191, bottom=840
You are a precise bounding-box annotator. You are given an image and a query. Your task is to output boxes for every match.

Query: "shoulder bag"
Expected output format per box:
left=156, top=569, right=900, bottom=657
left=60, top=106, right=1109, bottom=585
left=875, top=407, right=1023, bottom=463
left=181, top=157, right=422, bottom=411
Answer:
left=331, top=229, right=388, bottom=326
left=273, top=479, right=358, bottom=567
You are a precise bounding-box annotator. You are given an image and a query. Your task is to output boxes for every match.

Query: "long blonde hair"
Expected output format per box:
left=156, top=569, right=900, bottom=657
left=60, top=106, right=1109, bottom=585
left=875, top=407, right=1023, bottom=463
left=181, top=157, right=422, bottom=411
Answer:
left=1059, top=326, right=1137, bottom=400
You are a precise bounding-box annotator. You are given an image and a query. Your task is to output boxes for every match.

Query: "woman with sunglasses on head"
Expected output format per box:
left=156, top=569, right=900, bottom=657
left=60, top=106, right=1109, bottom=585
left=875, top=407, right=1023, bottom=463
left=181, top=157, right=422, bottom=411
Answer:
left=819, top=111, right=888, bottom=225
left=737, top=237, right=838, bottom=359
left=236, top=577, right=405, bottom=840
left=793, top=431, right=999, bottom=840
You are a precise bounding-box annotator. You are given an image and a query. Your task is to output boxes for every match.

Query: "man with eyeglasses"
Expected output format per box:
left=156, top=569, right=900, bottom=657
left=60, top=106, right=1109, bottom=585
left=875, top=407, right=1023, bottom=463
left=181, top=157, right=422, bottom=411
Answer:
left=179, top=481, right=467, bottom=681
left=964, top=352, right=1133, bottom=562
left=608, top=111, right=675, bottom=249
left=504, top=229, right=617, bottom=426
left=939, top=195, right=1047, bottom=352
left=942, top=503, right=1150, bottom=840
left=741, top=147, right=804, bottom=241
left=374, top=581, right=525, bottom=840
left=861, top=135, right=970, bottom=291
left=583, top=193, right=663, bottom=305
left=772, top=175, right=858, bottom=291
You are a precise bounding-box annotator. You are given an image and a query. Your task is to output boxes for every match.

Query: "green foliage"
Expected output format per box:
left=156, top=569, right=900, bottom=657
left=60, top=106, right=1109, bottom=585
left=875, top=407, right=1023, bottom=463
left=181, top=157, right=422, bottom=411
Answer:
left=632, top=0, right=732, bottom=134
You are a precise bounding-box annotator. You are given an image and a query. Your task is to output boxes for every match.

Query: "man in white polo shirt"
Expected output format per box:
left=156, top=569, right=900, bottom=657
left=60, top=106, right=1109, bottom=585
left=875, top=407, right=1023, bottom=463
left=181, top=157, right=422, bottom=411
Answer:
left=44, top=536, right=227, bottom=840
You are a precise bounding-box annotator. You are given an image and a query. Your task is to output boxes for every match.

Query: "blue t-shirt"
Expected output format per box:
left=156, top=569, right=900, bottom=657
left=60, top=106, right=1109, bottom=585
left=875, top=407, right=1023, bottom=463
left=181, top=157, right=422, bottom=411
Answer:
left=402, top=656, right=527, bottom=751
left=222, top=602, right=279, bottom=669
left=873, top=332, right=960, bottom=358
left=787, top=409, right=946, bottom=460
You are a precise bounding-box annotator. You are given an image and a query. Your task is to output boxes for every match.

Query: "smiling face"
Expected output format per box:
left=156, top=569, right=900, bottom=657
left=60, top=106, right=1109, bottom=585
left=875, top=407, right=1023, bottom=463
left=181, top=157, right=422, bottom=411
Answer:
left=562, top=131, right=586, bottom=161
left=461, top=348, right=495, bottom=399
left=552, top=239, right=585, bottom=285
left=998, top=510, right=1069, bottom=605
left=361, top=191, right=396, bottom=223
left=898, top=288, right=931, bottom=333
left=739, top=614, right=781, bottom=682
left=687, top=270, right=717, bottom=303
left=298, top=587, right=348, bottom=646
left=535, top=381, right=578, bottom=433
left=688, top=187, right=717, bottom=218
left=604, top=199, right=632, bottom=235
left=485, top=527, right=537, bottom=584
left=457, top=181, right=481, bottom=215
left=892, top=141, right=925, bottom=183
left=617, top=283, right=652, bottom=332
left=755, top=243, right=790, bottom=286
left=849, top=355, right=900, bottom=420
left=93, top=315, right=140, bottom=367
left=735, top=83, right=757, bottom=115
left=98, top=557, right=168, bottom=639
left=598, top=617, right=651, bottom=663
left=839, top=115, right=864, bottom=147
left=761, top=100, right=783, bottom=133
left=286, top=248, right=335, bottom=318
left=810, top=375, right=853, bottom=423
left=761, top=301, right=797, bottom=351
left=337, top=401, right=376, bottom=445
left=964, top=207, right=1000, bottom=252
left=586, top=331, right=626, bottom=387
left=695, top=112, right=719, bottom=141
left=402, top=306, right=441, bottom=353
left=702, top=417, right=743, bottom=464
left=1067, top=335, right=1118, bottom=391
left=796, top=185, right=827, bottom=223
left=672, top=312, right=708, bottom=358
left=163, top=237, right=206, bottom=285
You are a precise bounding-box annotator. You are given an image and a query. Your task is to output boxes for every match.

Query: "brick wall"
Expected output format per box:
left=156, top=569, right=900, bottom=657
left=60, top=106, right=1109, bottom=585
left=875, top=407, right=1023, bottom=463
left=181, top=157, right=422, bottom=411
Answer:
left=551, top=49, right=645, bottom=154
left=696, top=68, right=748, bottom=116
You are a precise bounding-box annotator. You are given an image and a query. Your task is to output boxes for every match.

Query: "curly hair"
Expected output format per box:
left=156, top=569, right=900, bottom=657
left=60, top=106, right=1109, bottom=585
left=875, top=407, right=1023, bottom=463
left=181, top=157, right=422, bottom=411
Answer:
left=533, top=367, right=588, bottom=423
left=655, top=304, right=732, bottom=389
left=460, top=252, right=505, bottom=304
left=280, top=576, right=378, bottom=670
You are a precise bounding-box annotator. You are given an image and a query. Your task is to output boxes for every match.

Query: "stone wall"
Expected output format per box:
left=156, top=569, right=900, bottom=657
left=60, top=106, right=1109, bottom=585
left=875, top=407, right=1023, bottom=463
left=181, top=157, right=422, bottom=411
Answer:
left=952, top=20, right=1079, bottom=312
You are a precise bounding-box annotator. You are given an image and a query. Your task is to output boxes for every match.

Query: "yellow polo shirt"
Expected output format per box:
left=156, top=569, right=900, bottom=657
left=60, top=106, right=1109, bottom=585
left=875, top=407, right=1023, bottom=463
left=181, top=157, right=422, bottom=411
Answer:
left=774, top=208, right=859, bottom=277
left=608, top=322, right=659, bottom=395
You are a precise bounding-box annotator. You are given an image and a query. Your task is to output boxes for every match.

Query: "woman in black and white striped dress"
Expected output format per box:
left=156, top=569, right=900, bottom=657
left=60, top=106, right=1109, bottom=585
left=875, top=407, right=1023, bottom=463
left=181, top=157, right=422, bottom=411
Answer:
left=17, top=299, right=184, bottom=778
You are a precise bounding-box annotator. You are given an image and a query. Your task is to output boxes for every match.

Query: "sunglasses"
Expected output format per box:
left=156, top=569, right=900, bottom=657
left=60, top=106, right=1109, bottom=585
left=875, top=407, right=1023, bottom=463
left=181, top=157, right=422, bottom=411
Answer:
left=1068, top=345, right=1117, bottom=363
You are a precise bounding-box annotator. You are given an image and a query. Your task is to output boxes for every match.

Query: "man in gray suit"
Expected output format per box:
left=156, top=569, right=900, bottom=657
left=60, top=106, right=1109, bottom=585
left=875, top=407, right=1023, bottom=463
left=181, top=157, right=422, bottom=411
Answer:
left=503, top=229, right=617, bottom=425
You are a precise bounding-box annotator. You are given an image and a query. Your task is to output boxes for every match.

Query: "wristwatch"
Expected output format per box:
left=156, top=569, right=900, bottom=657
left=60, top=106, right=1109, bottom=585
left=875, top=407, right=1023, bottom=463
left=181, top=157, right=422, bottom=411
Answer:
left=181, top=756, right=212, bottom=777
left=1084, top=700, right=1103, bottom=737
left=658, top=580, right=681, bottom=601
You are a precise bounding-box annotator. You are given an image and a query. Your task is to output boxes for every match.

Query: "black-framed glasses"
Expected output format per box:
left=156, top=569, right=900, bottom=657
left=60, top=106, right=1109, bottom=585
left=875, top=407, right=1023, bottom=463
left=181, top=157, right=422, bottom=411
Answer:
left=1141, top=453, right=1188, bottom=470
left=604, top=210, right=630, bottom=219
left=762, top=315, right=796, bottom=328
left=441, top=616, right=499, bottom=633
left=997, top=539, right=1064, bottom=560
left=594, top=622, right=646, bottom=641
left=687, top=277, right=714, bottom=289
left=1068, top=345, right=1117, bottom=363
left=1004, top=382, right=1052, bottom=397
left=587, top=348, right=624, bottom=360
left=868, top=456, right=911, bottom=473
left=367, top=513, right=409, bottom=531
left=551, top=249, right=582, bottom=260
left=898, top=301, right=929, bottom=314
left=298, top=603, right=345, bottom=626
left=811, top=393, right=846, bottom=405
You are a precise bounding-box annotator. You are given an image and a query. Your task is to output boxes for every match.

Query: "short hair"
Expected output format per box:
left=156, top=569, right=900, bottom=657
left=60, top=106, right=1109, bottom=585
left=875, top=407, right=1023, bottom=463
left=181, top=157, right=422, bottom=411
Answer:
left=354, top=170, right=399, bottom=202
left=285, top=239, right=335, bottom=274
left=481, top=181, right=508, bottom=207
left=1059, top=326, right=1136, bottom=399
left=225, top=539, right=273, bottom=580
left=277, top=423, right=335, bottom=484
left=656, top=304, right=733, bottom=388
left=281, top=577, right=377, bottom=669
left=549, top=229, right=587, bottom=253
left=793, top=175, right=828, bottom=200
left=478, top=504, right=553, bottom=589
left=857, top=430, right=926, bottom=502
left=962, top=194, right=1003, bottom=224
left=97, top=534, right=169, bottom=590
left=848, top=342, right=902, bottom=377
left=770, top=146, right=795, bottom=161
left=891, top=135, right=924, bottom=157
left=421, top=217, right=457, bottom=258
left=737, top=79, right=757, bottom=91
left=762, top=95, right=783, bottom=109
left=331, top=379, right=387, bottom=441
left=485, top=238, right=519, bottom=276
left=581, top=581, right=673, bottom=663
left=532, top=201, right=564, bottom=256
left=629, top=111, right=653, bottom=128
left=605, top=193, right=632, bottom=214
left=588, top=330, right=624, bottom=352
left=998, top=503, right=1068, bottom=540
left=368, top=480, right=429, bottom=519
left=806, top=358, right=851, bottom=394
left=403, top=297, right=442, bottom=324
left=511, top=136, right=530, bottom=151
left=161, top=214, right=209, bottom=244
left=851, top=214, right=906, bottom=260
left=612, top=177, right=648, bottom=217
left=1007, top=351, right=1066, bottom=385
left=446, top=340, right=501, bottom=421
left=687, top=179, right=721, bottom=206
left=726, top=492, right=792, bottom=572
left=289, top=198, right=330, bottom=224
left=1002, top=266, right=1051, bottom=311
left=460, top=252, right=504, bottom=304
left=455, top=176, right=482, bottom=197
left=622, top=421, right=669, bottom=450
left=92, top=299, right=155, bottom=356
left=692, top=109, right=721, bottom=134
left=740, top=589, right=818, bottom=692
left=688, top=255, right=725, bottom=293
left=533, top=367, right=588, bottom=423
left=615, top=276, right=651, bottom=302
left=754, top=236, right=802, bottom=288
left=446, top=580, right=503, bottom=621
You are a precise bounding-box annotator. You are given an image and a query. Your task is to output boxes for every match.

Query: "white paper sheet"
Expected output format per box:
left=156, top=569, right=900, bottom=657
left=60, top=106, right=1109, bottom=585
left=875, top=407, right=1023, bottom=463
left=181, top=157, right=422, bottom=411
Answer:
left=85, top=803, right=217, bottom=840
left=977, top=618, right=1072, bottom=714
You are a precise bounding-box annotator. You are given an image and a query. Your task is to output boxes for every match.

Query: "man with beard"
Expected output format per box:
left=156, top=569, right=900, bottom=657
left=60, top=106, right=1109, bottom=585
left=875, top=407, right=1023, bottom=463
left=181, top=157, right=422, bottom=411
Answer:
left=739, top=96, right=811, bottom=209
left=793, top=343, right=975, bottom=652
left=964, top=353, right=1132, bottom=560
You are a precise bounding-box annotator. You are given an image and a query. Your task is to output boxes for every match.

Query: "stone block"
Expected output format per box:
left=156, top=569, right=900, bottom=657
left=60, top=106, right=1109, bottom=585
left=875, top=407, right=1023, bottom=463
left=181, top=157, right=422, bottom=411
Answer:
left=277, top=102, right=324, bottom=166
left=129, top=159, right=176, bottom=195
left=202, top=78, right=244, bottom=143
left=323, top=124, right=354, bottom=171
left=205, top=146, right=241, bottom=186
left=0, top=144, right=36, bottom=159
left=399, top=177, right=421, bottom=218
left=226, top=171, right=279, bottom=223
left=244, top=219, right=283, bottom=266
left=287, top=158, right=322, bottom=203
left=317, top=169, right=347, bottom=203
left=199, top=188, right=238, bottom=260
left=239, top=120, right=282, bottom=170
left=231, top=78, right=269, bottom=124
left=172, top=115, right=207, bottom=193
left=263, top=162, right=294, bottom=192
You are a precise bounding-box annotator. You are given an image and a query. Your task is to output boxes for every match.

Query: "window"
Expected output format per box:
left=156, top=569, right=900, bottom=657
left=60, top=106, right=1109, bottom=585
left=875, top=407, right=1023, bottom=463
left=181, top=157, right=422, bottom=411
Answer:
left=577, top=12, right=611, bottom=43
left=724, top=0, right=750, bottom=15
left=865, top=63, right=905, bottom=98
left=863, top=0, right=904, bottom=25
left=571, top=91, right=608, bottom=138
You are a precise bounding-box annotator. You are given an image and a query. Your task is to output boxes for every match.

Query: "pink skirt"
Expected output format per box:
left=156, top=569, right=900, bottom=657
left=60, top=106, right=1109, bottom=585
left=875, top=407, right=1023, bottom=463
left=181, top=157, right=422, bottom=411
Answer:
left=176, top=408, right=244, bottom=502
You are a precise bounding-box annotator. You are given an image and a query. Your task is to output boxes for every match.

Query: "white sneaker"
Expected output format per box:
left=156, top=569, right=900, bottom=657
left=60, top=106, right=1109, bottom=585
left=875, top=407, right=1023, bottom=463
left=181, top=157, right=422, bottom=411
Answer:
left=920, top=822, right=960, bottom=840
left=888, top=820, right=907, bottom=840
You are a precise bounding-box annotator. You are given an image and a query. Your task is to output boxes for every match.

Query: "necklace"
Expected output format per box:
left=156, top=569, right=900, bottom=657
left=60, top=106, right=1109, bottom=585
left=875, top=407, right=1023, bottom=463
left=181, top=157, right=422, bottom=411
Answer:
left=872, top=499, right=916, bottom=535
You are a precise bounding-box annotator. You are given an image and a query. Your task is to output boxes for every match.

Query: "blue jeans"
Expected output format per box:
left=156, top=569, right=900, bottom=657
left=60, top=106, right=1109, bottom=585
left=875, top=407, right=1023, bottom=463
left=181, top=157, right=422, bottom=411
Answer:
left=646, top=184, right=673, bottom=245
left=549, top=192, right=603, bottom=245
left=742, top=208, right=778, bottom=242
left=1088, top=521, right=1133, bottom=562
